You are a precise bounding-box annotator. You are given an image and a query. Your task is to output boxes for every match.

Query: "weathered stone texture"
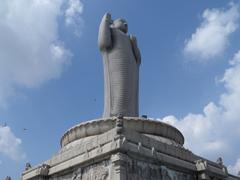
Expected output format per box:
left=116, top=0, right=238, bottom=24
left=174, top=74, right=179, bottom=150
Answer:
left=47, top=154, right=195, bottom=180
left=98, top=13, right=141, bottom=118
left=21, top=118, right=239, bottom=180
left=21, top=12, right=240, bottom=180
left=126, top=159, right=194, bottom=180
left=81, top=161, right=109, bottom=180
left=50, top=161, right=110, bottom=180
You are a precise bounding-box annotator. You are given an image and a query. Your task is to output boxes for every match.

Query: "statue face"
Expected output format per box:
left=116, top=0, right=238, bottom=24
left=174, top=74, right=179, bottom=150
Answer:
left=113, top=19, right=128, bottom=33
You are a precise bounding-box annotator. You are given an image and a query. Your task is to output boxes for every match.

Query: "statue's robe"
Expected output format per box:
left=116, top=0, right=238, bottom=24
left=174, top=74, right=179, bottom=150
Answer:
left=99, top=21, right=140, bottom=117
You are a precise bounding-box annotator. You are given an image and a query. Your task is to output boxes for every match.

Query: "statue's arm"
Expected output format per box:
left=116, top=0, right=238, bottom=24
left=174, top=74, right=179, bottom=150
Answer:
left=130, top=35, right=141, bottom=65
left=98, top=13, right=112, bottom=51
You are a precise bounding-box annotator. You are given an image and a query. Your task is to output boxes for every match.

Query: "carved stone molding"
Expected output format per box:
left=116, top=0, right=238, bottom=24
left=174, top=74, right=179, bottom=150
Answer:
left=111, top=153, right=129, bottom=179
left=61, top=117, right=184, bottom=147
left=91, top=166, right=109, bottom=180
left=195, top=160, right=210, bottom=180
left=72, top=168, right=82, bottom=180
left=116, top=116, right=123, bottom=134
left=111, top=153, right=129, bottom=164
left=36, top=164, right=50, bottom=176
left=195, top=159, right=208, bottom=171
left=79, top=161, right=110, bottom=180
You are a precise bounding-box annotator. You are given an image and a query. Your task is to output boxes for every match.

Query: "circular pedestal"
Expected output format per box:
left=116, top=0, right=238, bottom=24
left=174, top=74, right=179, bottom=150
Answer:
left=61, top=117, right=184, bottom=147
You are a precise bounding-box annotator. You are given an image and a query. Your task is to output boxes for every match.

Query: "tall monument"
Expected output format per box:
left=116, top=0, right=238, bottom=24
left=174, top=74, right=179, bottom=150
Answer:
left=98, top=13, right=141, bottom=117
left=21, top=13, right=239, bottom=180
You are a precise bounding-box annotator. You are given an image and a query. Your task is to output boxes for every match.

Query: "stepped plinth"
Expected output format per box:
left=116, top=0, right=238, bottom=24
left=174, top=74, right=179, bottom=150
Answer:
left=21, top=117, right=236, bottom=180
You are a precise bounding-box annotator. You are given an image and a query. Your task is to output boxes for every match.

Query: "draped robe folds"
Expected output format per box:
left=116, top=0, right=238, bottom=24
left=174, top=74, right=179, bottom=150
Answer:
left=98, top=15, right=141, bottom=118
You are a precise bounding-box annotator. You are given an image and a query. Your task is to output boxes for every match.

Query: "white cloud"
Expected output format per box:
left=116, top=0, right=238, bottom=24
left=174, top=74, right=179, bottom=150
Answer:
left=160, top=50, right=240, bottom=174
left=65, top=0, right=84, bottom=36
left=228, top=159, right=240, bottom=176
left=0, top=126, right=25, bottom=161
left=184, top=3, right=240, bottom=61
left=0, top=0, right=84, bottom=107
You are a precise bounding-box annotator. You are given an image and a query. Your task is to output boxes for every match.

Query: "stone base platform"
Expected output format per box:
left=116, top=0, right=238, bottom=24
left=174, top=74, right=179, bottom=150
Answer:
left=21, top=117, right=239, bottom=180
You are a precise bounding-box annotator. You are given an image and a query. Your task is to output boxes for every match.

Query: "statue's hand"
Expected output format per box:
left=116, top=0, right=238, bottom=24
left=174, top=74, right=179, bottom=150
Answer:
left=130, top=35, right=137, bottom=43
left=103, top=12, right=112, bottom=22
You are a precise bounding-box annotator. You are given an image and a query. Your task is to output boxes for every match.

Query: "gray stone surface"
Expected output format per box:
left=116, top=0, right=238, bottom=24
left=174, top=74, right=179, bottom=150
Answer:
left=98, top=13, right=141, bottom=118
left=60, top=117, right=184, bottom=147
left=21, top=117, right=239, bottom=180
left=21, top=13, right=240, bottom=180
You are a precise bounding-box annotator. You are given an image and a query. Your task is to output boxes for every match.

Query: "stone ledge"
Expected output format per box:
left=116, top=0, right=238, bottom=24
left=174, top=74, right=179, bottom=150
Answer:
left=22, top=122, right=232, bottom=180
left=61, top=117, right=184, bottom=147
left=122, top=128, right=195, bottom=163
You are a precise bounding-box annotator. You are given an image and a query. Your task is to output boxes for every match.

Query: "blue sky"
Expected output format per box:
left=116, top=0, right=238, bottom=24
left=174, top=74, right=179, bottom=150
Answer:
left=0, top=0, right=240, bottom=179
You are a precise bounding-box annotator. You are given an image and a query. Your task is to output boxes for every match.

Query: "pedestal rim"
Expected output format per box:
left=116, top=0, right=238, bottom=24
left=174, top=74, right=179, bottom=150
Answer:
left=60, top=117, right=184, bottom=147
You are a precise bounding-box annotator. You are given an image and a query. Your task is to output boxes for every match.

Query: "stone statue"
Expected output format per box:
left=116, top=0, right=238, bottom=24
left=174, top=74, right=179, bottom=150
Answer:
left=5, top=176, right=11, bottom=180
left=216, top=157, right=223, bottom=166
left=98, top=13, right=141, bottom=118
left=36, top=164, right=50, bottom=176
left=25, top=162, right=32, bottom=170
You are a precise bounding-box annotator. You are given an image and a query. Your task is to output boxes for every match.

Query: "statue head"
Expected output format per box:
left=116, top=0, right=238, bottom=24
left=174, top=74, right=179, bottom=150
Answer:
left=112, top=18, right=128, bottom=33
